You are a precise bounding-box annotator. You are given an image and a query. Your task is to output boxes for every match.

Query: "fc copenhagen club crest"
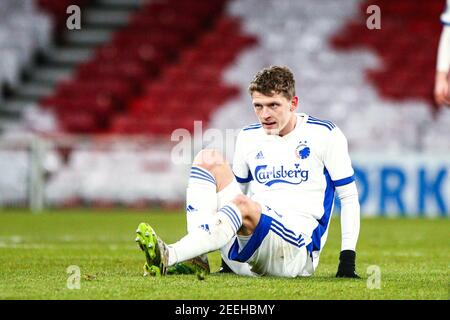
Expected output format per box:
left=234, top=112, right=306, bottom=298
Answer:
left=295, top=141, right=310, bottom=159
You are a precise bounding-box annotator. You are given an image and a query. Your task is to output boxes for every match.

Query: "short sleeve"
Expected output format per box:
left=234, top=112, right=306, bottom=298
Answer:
left=323, top=127, right=355, bottom=186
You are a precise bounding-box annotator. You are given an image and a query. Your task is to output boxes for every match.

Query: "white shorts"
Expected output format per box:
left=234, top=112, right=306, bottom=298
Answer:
left=217, top=180, right=314, bottom=277
left=221, top=203, right=315, bottom=278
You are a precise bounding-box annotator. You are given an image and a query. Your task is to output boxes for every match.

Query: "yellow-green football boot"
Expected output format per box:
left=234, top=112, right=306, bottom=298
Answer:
left=135, top=222, right=168, bottom=277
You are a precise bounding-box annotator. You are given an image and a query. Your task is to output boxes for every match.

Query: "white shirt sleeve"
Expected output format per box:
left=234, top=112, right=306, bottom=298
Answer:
left=324, top=127, right=360, bottom=251
left=441, top=0, right=450, bottom=25
left=437, top=26, right=450, bottom=72
left=323, top=127, right=355, bottom=185
left=232, top=130, right=252, bottom=192
left=336, top=182, right=360, bottom=251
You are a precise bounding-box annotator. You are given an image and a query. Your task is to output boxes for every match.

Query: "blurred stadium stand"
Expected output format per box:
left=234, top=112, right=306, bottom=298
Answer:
left=0, top=0, right=448, bottom=214
left=331, top=0, right=443, bottom=108
left=215, top=0, right=450, bottom=153
left=37, top=0, right=255, bottom=135
left=0, top=0, right=52, bottom=116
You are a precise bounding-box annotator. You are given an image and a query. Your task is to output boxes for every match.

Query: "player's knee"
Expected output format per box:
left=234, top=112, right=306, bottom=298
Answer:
left=231, top=194, right=250, bottom=208
left=193, top=149, right=227, bottom=172
left=231, top=195, right=261, bottom=225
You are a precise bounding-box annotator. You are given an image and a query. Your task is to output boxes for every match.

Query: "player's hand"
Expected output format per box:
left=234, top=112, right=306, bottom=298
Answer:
left=434, top=71, right=450, bottom=106
left=336, top=250, right=360, bottom=278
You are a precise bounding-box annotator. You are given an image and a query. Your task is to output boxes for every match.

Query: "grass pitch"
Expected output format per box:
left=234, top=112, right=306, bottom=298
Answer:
left=0, top=209, right=448, bottom=300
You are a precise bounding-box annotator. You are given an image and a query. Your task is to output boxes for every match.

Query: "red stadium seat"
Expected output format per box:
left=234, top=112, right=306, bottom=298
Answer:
left=330, top=0, right=444, bottom=107
left=39, top=0, right=255, bottom=135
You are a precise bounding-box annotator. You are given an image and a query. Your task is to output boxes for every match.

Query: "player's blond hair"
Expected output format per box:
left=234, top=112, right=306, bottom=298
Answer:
left=248, top=66, right=296, bottom=100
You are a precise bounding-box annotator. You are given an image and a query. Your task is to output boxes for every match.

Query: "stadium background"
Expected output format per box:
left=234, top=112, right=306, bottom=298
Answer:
left=0, top=0, right=449, bottom=300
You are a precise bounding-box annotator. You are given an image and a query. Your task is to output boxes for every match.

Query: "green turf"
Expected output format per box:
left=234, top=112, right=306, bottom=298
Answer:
left=0, top=209, right=448, bottom=300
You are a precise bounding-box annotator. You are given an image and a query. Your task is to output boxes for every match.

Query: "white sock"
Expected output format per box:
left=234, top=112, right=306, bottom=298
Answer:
left=217, top=179, right=243, bottom=208
left=168, top=203, right=243, bottom=266
left=185, top=166, right=218, bottom=233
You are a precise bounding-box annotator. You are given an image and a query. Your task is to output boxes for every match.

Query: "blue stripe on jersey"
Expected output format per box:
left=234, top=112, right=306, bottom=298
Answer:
left=234, top=170, right=253, bottom=183
left=219, top=209, right=239, bottom=232
left=243, top=126, right=262, bottom=131
left=270, top=227, right=305, bottom=248
left=270, top=223, right=304, bottom=244
left=308, top=116, right=335, bottom=128
left=270, top=225, right=305, bottom=247
left=190, top=172, right=215, bottom=184
left=271, top=219, right=301, bottom=240
left=220, top=205, right=241, bottom=231
left=333, top=175, right=355, bottom=187
left=189, top=174, right=216, bottom=185
left=243, top=123, right=262, bottom=131
left=306, top=120, right=334, bottom=131
left=228, top=214, right=273, bottom=262
left=189, top=175, right=216, bottom=185
left=307, top=168, right=335, bottom=254
left=191, top=167, right=216, bottom=183
left=219, top=209, right=238, bottom=232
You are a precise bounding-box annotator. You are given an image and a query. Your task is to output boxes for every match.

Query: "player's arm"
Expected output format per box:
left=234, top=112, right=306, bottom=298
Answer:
left=232, top=130, right=252, bottom=194
left=324, top=127, right=361, bottom=278
left=435, top=25, right=450, bottom=106
left=435, top=0, right=450, bottom=106
left=335, top=182, right=360, bottom=278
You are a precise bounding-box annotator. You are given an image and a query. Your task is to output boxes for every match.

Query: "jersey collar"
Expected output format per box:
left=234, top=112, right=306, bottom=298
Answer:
left=276, top=113, right=307, bottom=140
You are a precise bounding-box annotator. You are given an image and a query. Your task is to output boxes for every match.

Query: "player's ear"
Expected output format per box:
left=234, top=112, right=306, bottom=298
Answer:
left=290, top=96, right=299, bottom=111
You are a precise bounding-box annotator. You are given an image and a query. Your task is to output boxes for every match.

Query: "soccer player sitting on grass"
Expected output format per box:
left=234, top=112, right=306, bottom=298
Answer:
left=135, top=66, right=361, bottom=278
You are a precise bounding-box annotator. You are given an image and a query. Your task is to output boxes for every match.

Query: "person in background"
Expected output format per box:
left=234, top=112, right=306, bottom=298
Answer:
left=434, top=0, right=450, bottom=107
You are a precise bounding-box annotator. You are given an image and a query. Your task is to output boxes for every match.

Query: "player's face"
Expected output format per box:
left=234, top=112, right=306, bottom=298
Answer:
left=251, top=91, right=298, bottom=136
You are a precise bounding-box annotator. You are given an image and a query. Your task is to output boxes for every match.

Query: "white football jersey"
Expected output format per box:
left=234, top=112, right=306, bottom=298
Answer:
left=442, top=0, right=450, bottom=25
left=232, top=113, right=355, bottom=254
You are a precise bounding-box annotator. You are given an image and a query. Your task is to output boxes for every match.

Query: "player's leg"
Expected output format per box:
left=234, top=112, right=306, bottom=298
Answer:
left=185, top=149, right=234, bottom=232
left=136, top=149, right=247, bottom=275
left=165, top=150, right=224, bottom=276
left=217, top=194, right=265, bottom=276
left=136, top=149, right=227, bottom=276
left=191, top=151, right=254, bottom=276
left=232, top=194, right=263, bottom=236
left=167, top=149, right=252, bottom=276
left=217, top=185, right=255, bottom=276
left=165, top=150, right=244, bottom=265
left=166, top=195, right=261, bottom=274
